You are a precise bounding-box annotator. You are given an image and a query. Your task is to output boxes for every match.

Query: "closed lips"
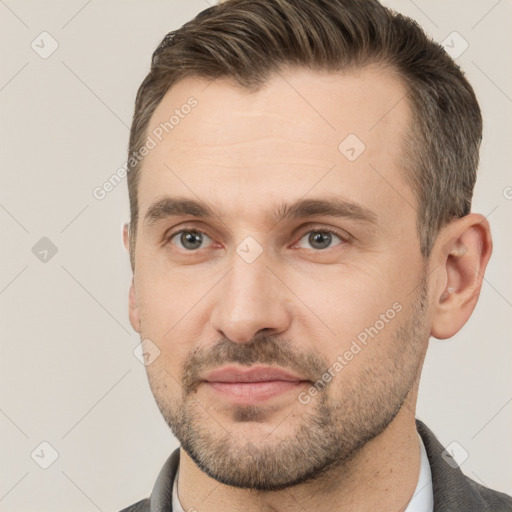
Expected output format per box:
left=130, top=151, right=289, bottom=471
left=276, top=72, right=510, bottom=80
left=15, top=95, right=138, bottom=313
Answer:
left=203, top=366, right=309, bottom=383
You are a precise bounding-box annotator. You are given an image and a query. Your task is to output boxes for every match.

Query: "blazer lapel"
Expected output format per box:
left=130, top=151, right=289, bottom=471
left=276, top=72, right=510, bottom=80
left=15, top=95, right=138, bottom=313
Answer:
left=150, top=447, right=181, bottom=511
left=416, top=419, right=483, bottom=512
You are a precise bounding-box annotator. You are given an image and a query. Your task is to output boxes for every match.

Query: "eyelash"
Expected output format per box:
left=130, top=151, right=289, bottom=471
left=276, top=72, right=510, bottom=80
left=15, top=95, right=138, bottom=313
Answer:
left=165, top=225, right=351, bottom=251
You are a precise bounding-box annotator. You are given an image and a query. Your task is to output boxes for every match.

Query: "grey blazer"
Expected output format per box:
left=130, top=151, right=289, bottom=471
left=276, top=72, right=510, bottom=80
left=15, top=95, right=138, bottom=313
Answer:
left=120, top=419, right=512, bottom=511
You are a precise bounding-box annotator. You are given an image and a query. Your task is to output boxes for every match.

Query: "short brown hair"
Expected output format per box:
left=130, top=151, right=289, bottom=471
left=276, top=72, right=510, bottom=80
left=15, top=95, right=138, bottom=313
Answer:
left=127, top=0, right=482, bottom=268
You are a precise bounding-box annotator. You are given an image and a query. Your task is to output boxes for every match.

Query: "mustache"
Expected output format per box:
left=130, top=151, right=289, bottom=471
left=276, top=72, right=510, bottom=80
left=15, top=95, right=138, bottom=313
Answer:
left=181, top=335, right=329, bottom=394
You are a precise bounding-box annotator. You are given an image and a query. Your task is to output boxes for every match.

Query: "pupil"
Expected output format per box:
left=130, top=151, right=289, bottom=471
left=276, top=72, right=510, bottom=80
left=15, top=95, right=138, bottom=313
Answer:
left=309, top=231, right=331, bottom=249
left=182, top=231, right=202, bottom=249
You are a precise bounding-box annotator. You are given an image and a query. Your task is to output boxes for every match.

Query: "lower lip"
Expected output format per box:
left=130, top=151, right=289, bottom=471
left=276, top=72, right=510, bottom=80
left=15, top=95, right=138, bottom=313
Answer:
left=204, top=380, right=308, bottom=403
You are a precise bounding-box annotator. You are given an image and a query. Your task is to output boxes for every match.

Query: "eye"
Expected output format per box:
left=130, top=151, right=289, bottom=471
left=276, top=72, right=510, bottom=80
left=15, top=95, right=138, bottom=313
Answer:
left=295, top=229, right=347, bottom=250
left=168, top=229, right=213, bottom=251
left=165, top=226, right=349, bottom=253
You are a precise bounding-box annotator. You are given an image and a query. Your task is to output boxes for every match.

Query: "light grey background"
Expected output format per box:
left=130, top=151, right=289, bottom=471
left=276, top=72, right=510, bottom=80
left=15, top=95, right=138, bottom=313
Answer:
left=0, top=1, right=511, bottom=510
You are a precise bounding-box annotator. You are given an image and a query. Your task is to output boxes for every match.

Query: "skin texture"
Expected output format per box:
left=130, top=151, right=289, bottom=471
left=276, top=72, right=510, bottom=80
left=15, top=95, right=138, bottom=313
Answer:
left=123, top=66, right=492, bottom=512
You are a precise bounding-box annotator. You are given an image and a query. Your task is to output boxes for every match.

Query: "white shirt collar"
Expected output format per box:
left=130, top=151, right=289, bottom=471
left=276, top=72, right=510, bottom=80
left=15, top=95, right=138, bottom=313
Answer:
left=404, top=433, right=434, bottom=512
left=171, top=463, right=184, bottom=512
left=172, top=434, right=434, bottom=512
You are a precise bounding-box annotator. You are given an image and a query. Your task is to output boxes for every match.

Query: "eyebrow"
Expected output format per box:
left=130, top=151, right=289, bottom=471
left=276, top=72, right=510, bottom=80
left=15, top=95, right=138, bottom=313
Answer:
left=143, top=195, right=378, bottom=228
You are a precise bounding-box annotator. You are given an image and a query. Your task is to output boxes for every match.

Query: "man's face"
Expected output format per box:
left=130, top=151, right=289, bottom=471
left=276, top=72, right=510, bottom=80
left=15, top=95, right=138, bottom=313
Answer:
left=129, top=66, right=431, bottom=490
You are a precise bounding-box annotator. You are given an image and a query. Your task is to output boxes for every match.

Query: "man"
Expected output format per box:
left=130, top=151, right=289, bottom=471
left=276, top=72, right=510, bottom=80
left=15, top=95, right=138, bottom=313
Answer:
left=119, top=0, right=511, bottom=511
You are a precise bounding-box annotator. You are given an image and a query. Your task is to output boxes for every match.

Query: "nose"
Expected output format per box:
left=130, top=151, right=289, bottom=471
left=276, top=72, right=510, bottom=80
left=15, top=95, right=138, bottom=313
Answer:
left=209, top=250, right=292, bottom=343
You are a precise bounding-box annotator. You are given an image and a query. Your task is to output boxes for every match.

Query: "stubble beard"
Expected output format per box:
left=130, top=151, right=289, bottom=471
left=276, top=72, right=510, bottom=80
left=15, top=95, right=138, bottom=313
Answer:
left=147, top=277, right=429, bottom=491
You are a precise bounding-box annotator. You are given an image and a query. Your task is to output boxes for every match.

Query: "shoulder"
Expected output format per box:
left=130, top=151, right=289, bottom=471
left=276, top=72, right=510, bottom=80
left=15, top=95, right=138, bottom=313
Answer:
left=467, top=477, right=512, bottom=511
left=118, top=497, right=150, bottom=512
left=416, top=419, right=512, bottom=511
left=117, top=448, right=181, bottom=512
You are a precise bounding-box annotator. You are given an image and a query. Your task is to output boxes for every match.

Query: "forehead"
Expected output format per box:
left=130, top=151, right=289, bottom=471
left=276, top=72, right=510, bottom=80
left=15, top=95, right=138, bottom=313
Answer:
left=137, top=65, right=415, bottom=228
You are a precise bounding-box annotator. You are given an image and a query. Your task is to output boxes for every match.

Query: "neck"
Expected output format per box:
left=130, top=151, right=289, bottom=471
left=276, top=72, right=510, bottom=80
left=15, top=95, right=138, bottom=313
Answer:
left=178, top=390, right=421, bottom=512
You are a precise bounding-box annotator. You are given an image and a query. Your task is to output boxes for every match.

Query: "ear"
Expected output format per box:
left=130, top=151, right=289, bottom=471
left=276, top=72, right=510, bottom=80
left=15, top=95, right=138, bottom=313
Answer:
left=123, top=223, right=141, bottom=333
left=123, top=222, right=130, bottom=251
left=128, top=277, right=141, bottom=333
left=430, top=213, right=492, bottom=339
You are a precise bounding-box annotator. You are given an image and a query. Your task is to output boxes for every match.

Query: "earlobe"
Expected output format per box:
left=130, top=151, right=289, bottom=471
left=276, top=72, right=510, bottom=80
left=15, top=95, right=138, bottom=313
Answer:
left=430, top=214, right=492, bottom=340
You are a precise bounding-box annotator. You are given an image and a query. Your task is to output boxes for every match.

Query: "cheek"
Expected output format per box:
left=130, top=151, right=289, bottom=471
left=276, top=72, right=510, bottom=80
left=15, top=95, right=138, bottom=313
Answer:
left=283, top=261, right=418, bottom=378
left=287, top=262, right=397, bottom=334
left=136, top=259, right=213, bottom=327
left=134, top=279, right=205, bottom=383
